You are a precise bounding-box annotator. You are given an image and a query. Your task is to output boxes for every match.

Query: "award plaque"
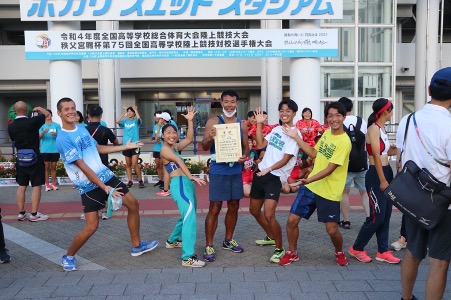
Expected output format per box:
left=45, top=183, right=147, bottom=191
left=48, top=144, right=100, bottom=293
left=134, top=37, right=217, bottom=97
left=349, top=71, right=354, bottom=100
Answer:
left=213, top=123, right=242, bottom=163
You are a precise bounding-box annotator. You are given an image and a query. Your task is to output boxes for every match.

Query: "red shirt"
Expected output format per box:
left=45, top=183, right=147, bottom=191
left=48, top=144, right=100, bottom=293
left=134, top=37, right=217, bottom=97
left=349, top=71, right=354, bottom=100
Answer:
left=295, top=119, right=322, bottom=147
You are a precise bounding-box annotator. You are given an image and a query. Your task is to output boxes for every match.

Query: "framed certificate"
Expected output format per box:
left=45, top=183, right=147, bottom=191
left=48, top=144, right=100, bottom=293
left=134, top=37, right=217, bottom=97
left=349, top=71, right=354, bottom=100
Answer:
left=213, top=123, right=242, bottom=163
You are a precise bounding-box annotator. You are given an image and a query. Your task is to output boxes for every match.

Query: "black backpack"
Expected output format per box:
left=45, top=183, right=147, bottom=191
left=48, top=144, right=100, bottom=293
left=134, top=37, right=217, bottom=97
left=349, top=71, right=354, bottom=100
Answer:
left=344, top=117, right=368, bottom=172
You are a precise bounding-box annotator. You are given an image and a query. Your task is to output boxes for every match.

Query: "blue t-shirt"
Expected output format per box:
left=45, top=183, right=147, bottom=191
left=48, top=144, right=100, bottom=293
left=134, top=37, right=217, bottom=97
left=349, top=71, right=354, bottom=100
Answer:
left=56, top=125, right=114, bottom=194
left=152, top=123, right=161, bottom=152
left=119, top=118, right=141, bottom=144
left=39, top=122, right=61, bottom=154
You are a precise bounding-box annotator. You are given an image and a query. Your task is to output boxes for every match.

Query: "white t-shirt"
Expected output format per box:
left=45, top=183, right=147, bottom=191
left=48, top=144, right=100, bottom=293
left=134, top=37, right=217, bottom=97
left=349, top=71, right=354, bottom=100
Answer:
left=343, top=115, right=367, bottom=135
left=396, top=103, right=451, bottom=186
left=258, top=126, right=300, bottom=184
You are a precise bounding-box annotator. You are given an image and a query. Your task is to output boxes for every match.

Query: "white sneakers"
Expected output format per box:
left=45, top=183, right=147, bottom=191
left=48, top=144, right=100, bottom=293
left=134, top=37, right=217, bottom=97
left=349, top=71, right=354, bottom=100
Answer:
left=391, top=237, right=407, bottom=251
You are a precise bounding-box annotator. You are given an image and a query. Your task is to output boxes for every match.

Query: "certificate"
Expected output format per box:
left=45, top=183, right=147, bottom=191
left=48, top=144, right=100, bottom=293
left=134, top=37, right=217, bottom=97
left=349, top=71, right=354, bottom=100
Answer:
left=213, top=123, right=242, bottom=163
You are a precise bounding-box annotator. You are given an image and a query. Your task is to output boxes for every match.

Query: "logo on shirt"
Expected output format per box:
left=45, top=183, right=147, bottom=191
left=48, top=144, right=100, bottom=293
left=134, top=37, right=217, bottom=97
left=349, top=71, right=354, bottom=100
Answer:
left=268, top=132, right=285, bottom=151
left=77, top=135, right=92, bottom=151
left=125, top=123, right=136, bottom=129
left=65, top=148, right=77, bottom=161
left=318, top=140, right=337, bottom=160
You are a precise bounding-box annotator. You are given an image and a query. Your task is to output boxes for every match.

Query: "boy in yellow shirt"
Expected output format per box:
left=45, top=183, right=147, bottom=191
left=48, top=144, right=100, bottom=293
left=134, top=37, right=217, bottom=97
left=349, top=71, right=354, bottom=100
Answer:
left=280, top=102, right=351, bottom=267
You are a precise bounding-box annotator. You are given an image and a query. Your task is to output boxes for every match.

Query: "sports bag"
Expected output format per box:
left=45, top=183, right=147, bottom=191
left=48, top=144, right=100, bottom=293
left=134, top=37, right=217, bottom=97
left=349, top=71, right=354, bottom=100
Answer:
left=344, top=117, right=368, bottom=172
left=384, top=113, right=451, bottom=230
left=16, top=149, right=38, bottom=167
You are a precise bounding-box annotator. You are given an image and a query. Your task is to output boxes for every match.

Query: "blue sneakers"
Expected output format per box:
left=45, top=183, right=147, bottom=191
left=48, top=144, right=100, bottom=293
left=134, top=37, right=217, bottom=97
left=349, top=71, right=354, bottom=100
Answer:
left=61, top=255, right=77, bottom=271
left=222, top=239, right=244, bottom=253
left=131, top=240, right=159, bottom=257
left=203, top=246, right=216, bottom=262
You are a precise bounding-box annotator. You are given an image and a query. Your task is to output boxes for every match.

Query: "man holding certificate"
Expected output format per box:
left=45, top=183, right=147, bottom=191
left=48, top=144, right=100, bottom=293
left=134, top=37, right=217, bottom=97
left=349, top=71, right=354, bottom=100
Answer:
left=201, top=90, right=250, bottom=262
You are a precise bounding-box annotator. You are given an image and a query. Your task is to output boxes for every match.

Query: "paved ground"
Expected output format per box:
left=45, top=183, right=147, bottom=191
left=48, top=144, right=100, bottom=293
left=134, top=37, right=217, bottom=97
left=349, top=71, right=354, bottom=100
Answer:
left=0, top=184, right=447, bottom=300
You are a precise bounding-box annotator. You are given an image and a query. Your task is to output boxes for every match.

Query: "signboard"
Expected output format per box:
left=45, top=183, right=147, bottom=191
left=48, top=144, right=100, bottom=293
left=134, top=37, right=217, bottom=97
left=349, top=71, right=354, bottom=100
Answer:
left=20, top=0, right=343, bottom=21
left=25, top=29, right=338, bottom=60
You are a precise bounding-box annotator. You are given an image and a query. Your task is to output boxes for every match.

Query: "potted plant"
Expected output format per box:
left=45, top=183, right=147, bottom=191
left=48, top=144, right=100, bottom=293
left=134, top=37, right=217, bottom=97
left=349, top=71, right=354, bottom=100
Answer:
left=141, top=163, right=159, bottom=183
left=186, top=160, right=207, bottom=179
left=0, top=164, right=17, bottom=186
left=56, top=160, right=72, bottom=185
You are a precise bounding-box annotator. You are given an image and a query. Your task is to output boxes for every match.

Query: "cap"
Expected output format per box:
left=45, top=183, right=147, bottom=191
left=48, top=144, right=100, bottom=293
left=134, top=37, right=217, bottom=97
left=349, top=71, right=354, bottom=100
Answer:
left=156, top=112, right=171, bottom=121
left=430, top=67, right=451, bottom=88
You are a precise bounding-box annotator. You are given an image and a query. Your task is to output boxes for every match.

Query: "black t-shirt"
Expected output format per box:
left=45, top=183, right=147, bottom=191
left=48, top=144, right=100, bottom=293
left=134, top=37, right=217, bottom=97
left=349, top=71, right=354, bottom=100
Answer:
left=8, top=114, right=46, bottom=154
left=85, top=122, right=117, bottom=165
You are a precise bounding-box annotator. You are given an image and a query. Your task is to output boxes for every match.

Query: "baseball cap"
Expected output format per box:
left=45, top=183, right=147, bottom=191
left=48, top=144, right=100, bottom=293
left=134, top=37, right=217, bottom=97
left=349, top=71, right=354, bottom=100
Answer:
left=430, top=67, right=451, bottom=88
left=156, top=112, right=171, bottom=121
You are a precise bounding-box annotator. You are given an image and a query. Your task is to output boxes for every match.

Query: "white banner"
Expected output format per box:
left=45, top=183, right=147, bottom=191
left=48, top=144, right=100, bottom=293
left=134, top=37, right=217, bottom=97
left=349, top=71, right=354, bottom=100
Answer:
left=20, top=0, right=343, bottom=21
left=25, top=29, right=338, bottom=60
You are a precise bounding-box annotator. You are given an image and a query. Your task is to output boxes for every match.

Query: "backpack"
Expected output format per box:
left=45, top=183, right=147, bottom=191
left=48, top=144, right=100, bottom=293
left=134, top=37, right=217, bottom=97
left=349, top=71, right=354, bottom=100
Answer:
left=344, top=117, right=368, bottom=172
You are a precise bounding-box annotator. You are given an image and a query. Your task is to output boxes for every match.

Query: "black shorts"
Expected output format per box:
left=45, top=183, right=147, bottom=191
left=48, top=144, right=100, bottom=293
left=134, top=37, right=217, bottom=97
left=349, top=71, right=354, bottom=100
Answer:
left=41, top=153, right=60, bottom=162
left=290, top=186, right=341, bottom=223
left=405, top=211, right=451, bottom=260
left=16, top=159, right=45, bottom=187
left=81, top=177, right=129, bottom=213
left=122, top=148, right=140, bottom=157
left=153, top=151, right=161, bottom=159
left=249, top=171, right=282, bottom=201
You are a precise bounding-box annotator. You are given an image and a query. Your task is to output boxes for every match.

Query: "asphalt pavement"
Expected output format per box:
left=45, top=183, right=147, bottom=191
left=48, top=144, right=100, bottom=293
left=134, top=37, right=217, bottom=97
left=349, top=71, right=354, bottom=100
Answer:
left=0, top=182, right=447, bottom=300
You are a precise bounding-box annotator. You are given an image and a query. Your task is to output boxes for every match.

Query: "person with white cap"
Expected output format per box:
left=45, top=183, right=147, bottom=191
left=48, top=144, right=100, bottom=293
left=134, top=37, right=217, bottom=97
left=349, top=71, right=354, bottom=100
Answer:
left=155, top=111, right=177, bottom=196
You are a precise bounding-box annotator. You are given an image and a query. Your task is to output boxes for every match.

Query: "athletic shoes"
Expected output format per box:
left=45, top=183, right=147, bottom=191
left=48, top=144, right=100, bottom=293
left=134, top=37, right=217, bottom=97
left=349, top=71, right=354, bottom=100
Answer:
left=29, top=212, right=49, bottom=222
left=279, top=251, right=299, bottom=266
left=101, top=211, right=108, bottom=220
left=61, top=255, right=77, bottom=271
left=131, top=240, right=159, bottom=257
left=255, top=236, right=276, bottom=246
left=166, top=240, right=182, bottom=248
left=182, top=255, right=206, bottom=268
left=51, top=183, right=59, bottom=190
left=45, top=184, right=52, bottom=192
left=17, top=212, right=30, bottom=221
left=335, top=251, right=348, bottom=266
left=139, top=180, right=145, bottom=188
left=153, top=180, right=163, bottom=187
left=270, top=248, right=285, bottom=263
left=222, top=239, right=244, bottom=253
left=0, top=249, right=11, bottom=263
left=203, top=246, right=216, bottom=262
left=127, top=181, right=133, bottom=188
left=375, top=251, right=401, bottom=264
left=80, top=213, right=85, bottom=220
left=156, top=190, right=170, bottom=196
left=348, top=246, right=372, bottom=263
left=391, top=237, right=407, bottom=251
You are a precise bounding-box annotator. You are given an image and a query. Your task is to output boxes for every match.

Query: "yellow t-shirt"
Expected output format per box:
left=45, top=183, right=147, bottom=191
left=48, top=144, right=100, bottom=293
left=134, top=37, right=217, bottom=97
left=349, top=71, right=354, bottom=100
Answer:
left=306, top=129, right=351, bottom=201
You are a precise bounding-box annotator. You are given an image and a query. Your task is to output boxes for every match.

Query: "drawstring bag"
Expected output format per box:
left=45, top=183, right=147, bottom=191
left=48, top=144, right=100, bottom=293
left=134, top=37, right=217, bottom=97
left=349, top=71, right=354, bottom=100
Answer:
left=107, top=188, right=122, bottom=218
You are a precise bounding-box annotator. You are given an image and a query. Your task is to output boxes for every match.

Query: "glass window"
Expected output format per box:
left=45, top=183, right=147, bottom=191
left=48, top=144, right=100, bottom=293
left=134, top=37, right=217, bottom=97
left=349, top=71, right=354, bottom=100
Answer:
left=357, top=66, right=392, bottom=98
left=322, top=27, right=355, bottom=62
left=358, top=27, right=392, bottom=62
left=323, top=0, right=355, bottom=24
left=357, top=101, right=374, bottom=123
left=321, top=66, right=355, bottom=98
left=359, top=0, right=393, bottom=24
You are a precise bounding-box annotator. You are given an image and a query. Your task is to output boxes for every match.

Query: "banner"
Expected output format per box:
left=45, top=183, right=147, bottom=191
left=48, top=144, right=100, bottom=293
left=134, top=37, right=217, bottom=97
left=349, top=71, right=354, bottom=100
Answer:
left=25, top=29, right=338, bottom=60
left=20, top=0, right=343, bottom=21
